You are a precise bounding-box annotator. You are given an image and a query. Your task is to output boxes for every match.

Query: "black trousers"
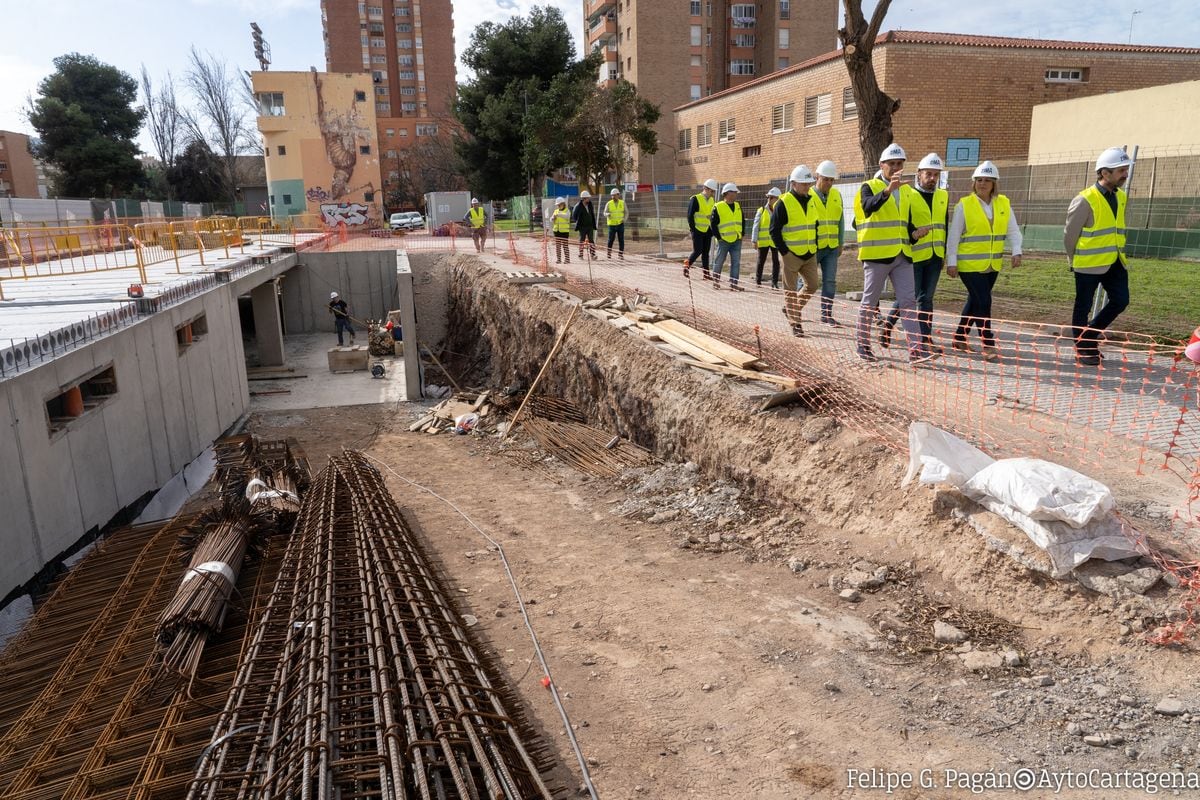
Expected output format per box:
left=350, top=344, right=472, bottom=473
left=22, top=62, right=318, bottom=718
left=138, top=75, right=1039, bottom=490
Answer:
left=1072, top=261, right=1130, bottom=355
left=554, top=232, right=570, bottom=262
left=606, top=223, right=625, bottom=257
left=578, top=230, right=596, bottom=258
left=954, top=270, right=999, bottom=348
left=687, top=230, right=713, bottom=271
left=755, top=246, right=780, bottom=286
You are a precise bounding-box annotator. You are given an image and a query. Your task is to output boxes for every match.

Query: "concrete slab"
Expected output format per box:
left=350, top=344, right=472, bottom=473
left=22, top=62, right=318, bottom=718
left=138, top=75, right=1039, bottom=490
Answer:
left=249, top=333, right=407, bottom=411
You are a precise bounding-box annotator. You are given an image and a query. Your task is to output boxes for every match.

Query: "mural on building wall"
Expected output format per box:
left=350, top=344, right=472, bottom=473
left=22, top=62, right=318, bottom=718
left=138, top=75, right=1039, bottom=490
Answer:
left=319, top=203, right=371, bottom=226
left=312, top=74, right=378, bottom=207
left=305, top=186, right=331, bottom=203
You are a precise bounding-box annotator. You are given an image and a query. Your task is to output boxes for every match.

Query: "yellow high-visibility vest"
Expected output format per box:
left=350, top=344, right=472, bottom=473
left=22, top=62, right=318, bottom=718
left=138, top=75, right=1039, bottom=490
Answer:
left=1072, top=185, right=1126, bottom=271
left=810, top=187, right=843, bottom=250
left=552, top=208, right=570, bottom=234
left=692, top=193, right=715, bottom=233
left=956, top=193, right=1011, bottom=273
left=854, top=179, right=911, bottom=261
left=605, top=199, right=625, bottom=226
left=756, top=205, right=774, bottom=248
left=714, top=200, right=743, bottom=244
left=778, top=191, right=817, bottom=257
left=468, top=207, right=486, bottom=228
left=908, top=188, right=949, bottom=263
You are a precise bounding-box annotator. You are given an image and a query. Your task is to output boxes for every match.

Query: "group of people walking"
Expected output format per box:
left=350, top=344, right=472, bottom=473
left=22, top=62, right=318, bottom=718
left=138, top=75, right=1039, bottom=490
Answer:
left=551, top=189, right=628, bottom=263
left=679, top=143, right=1131, bottom=367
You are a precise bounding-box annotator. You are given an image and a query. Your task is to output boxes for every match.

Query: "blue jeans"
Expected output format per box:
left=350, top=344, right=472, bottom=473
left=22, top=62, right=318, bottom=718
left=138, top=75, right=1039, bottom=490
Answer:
left=711, top=238, right=742, bottom=283
left=1072, top=261, right=1130, bottom=354
left=885, top=255, right=942, bottom=338
left=335, top=317, right=354, bottom=346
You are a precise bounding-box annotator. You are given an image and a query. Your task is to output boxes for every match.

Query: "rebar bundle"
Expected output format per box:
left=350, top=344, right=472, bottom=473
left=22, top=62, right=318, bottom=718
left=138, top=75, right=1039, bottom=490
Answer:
left=188, top=449, right=564, bottom=800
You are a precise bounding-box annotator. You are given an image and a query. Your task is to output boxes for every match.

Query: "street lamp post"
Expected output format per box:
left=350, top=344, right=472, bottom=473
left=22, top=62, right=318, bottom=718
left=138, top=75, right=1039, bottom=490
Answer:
left=1128, top=9, right=1141, bottom=43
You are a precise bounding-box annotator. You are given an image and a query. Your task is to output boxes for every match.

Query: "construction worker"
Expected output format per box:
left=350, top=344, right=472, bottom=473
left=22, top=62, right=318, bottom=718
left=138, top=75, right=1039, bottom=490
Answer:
left=464, top=197, right=488, bottom=252
left=1065, top=147, right=1133, bottom=366
left=604, top=188, right=627, bottom=260
left=946, top=160, right=1023, bottom=362
left=751, top=187, right=782, bottom=288
left=853, top=143, right=932, bottom=364
left=811, top=160, right=844, bottom=326
left=880, top=153, right=948, bottom=351
left=572, top=190, right=598, bottom=260
left=551, top=197, right=571, bottom=264
left=328, top=291, right=355, bottom=346
left=684, top=179, right=719, bottom=278
left=770, top=165, right=820, bottom=336
left=709, top=183, right=745, bottom=290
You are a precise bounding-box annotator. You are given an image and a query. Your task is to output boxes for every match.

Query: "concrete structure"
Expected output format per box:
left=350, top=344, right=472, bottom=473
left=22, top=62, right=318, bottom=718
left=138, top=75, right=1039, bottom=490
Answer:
left=1029, top=79, right=1200, bottom=162
left=672, top=30, right=1200, bottom=188
left=584, top=0, right=837, bottom=185
left=0, top=131, right=39, bottom=198
left=322, top=0, right=457, bottom=204
left=253, top=71, right=384, bottom=226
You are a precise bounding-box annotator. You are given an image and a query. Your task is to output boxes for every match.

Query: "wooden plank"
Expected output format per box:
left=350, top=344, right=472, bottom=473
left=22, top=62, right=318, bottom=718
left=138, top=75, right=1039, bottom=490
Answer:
left=472, top=391, right=491, bottom=410
left=677, top=358, right=799, bottom=388
left=653, top=319, right=761, bottom=369
left=408, top=414, right=435, bottom=432
left=633, top=322, right=663, bottom=342
left=650, top=327, right=727, bottom=365
left=434, top=401, right=476, bottom=421
left=608, top=317, right=636, bottom=330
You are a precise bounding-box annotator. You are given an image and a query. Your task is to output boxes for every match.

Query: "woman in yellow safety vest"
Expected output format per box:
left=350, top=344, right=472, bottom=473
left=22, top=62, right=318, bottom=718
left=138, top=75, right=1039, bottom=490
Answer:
left=709, top=183, right=745, bottom=290
left=551, top=197, right=571, bottom=264
left=945, top=161, right=1023, bottom=362
left=750, top=187, right=782, bottom=287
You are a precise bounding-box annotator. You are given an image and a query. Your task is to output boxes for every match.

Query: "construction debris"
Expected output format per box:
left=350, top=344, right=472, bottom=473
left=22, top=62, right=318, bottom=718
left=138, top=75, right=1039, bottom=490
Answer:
left=411, top=389, right=501, bottom=434
left=504, top=271, right=566, bottom=285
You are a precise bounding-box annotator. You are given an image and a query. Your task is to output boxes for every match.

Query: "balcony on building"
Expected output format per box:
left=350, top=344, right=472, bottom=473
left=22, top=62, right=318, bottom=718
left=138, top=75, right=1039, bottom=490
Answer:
left=589, top=12, right=617, bottom=46
left=585, top=0, right=615, bottom=17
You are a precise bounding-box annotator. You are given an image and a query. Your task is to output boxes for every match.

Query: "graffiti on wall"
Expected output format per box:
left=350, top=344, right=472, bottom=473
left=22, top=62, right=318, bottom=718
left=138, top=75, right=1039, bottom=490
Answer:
left=305, top=186, right=331, bottom=203
left=320, top=203, right=371, bottom=226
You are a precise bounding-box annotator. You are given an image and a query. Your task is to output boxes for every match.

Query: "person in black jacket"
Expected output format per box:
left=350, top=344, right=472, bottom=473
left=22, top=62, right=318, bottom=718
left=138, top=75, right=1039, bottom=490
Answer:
left=571, top=191, right=598, bottom=260
left=684, top=179, right=719, bottom=279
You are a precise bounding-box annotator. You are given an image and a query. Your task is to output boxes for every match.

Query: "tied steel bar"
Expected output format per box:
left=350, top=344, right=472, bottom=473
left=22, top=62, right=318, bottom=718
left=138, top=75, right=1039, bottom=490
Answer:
left=189, top=450, right=564, bottom=800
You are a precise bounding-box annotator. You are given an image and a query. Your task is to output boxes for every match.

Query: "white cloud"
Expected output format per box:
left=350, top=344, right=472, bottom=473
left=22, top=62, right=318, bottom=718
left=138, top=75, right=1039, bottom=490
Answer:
left=0, top=53, right=52, bottom=135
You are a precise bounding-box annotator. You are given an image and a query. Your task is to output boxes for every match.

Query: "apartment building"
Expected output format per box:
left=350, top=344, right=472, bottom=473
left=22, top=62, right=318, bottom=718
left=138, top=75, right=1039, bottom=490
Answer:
left=584, top=0, right=837, bottom=185
left=0, top=131, right=39, bottom=198
left=322, top=0, right=456, bottom=203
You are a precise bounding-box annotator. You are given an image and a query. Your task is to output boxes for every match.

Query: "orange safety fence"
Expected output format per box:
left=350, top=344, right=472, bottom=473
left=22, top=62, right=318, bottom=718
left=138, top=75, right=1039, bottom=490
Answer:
left=496, top=233, right=1200, bottom=644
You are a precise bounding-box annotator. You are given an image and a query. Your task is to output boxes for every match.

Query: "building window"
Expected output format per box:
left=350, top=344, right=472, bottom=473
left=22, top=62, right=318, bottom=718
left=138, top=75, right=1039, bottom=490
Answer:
left=400, top=86, right=416, bottom=95
left=690, top=0, right=701, bottom=13
left=354, top=90, right=367, bottom=102
left=365, top=191, right=375, bottom=202
left=377, top=102, right=391, bottom=113
left=372, top=70, right=385, bottom=82
left=626, top=56, right=632, bottom=70
left=742, top=145, right=761, bottom=158
left=780, top=0, right=790, bottom=19
left=697, top=123, right=712, bottom=147
left=176, top=314, right=208, bottom=352
left=690, top=54, right=702, bottom=67
left=731, top=3, right=755, bottom=27
left=370, top=37, right=386, bottom=48
left=730, top=59, right=755, bottom=76
left=396, top=23, right=412, bottom=32
left=371, top=55, right=387, bottom=64
left=369, top=22, right=384, bottom=34
left=367, top=5, right=383, bottom=17
left=678, top=128, right=692, bottom=150
left=415, top=37, right=422, bottom=47
left=416, top=124, right=438, bottom=136
left=395, top=6, right=410, bottom=15
left=399, top=128, right=409, bottom=136
left=804, top=93, right=832, bottom=127
left=1045, top=67, right=1084, bottom=83
left=374, top=85, right=388, bottom=96
left=283, top=193, right=293, bottom=204
left=401, top=102, right=417, bottom=111
left=399, top=55, right=414, bottom=66
left=385, top=128, right=395, bottom=136
left=705, top=31, right=712, bottom=46
left=46, top=364, right=118, bottom=435
left=360, top=144, right=371, bottom=154
left=733, top=33, right=755, bottom=47
left=256, top=92, right=285, bottom=116
left=398, top=39, right=413, bottom=48
left=771, top=101, right=794, bottom=133
left=386, top=149, right=397, bottom=158
left=690, top=24, right=702, bottom=46
left=690, top=84, right=702, bottom=101
left=778, top=28, right=789, bottom=48
left=399, top=70, right=415, bottom=79
left=718, top=118, right=735, bottom=143
left=277, top=145, right=287, bottom=156
left=777, top=57, right=789, bottom=70
left=842, top=87, right=858, bottom=120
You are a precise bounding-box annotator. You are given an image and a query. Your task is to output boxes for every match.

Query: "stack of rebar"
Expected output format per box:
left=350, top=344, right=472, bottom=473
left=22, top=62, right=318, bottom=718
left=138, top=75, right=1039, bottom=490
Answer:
left=188, top=450, right=564, bottom=800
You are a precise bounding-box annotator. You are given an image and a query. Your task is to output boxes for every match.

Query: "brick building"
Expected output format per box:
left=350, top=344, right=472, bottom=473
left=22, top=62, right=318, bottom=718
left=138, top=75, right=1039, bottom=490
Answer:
left=0, top=131, right=39, bottom=199
left=673, top=30, right=1200, bottom=189
left=584, top=0, right=837, bottom=185
left=322, top=0, right=456, bottom=205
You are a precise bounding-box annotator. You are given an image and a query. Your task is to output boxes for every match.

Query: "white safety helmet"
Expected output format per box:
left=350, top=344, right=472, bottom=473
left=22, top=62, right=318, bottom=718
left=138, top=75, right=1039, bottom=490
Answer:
left=579, top=190, right=591, bottom=198
left=766, top=187, right=782, bottom=198
left=703, top=178, right=719, bottom=191
left=471, top=197, right=480, bottom=204
left=789, top=164, right=816, bottom=184
left=610, top=188, right=620, bottom=196
left=972, top=160, right=999, bottom=180
left=330, top=291, right=339, bottom=299
left=1095, top=147, right=1133, bottom=172
left=721, top=182, right=739, bottom=194
left=815, top=160, right=839, bottom=179
left=879, top=143, right=907, bottom=163
left=555, top=196, right=566, bottom=205
left=917, top=153, right=944, bottom=171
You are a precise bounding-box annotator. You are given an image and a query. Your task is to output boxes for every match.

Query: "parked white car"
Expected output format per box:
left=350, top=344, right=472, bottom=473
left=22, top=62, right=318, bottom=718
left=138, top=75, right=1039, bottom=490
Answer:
left=389, top=211, right=425, bottom=230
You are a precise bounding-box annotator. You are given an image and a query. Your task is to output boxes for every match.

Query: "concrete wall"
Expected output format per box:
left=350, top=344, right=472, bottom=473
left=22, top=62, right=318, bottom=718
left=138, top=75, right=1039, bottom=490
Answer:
left=407, top=251, right=451, bottom=350
left=0, top=289, right=249, bottom=601
left=281, top=251, right=399, bottom=335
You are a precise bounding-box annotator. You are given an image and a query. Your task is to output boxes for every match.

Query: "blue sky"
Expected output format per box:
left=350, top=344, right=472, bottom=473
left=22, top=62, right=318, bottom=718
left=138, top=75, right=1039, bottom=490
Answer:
left=1, top=0, right=1197, bottom=152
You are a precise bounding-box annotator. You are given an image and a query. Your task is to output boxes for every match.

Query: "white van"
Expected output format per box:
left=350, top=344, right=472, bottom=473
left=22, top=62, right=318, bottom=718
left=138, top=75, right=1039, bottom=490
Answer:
left=388, top=211, right=424, bottom=230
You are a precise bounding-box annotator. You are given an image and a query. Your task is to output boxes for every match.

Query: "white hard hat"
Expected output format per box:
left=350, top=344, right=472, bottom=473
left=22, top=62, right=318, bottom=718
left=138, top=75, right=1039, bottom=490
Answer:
left=766, top=187, right=782, bottom=198
left=555, top=196, right=566, bottom=205
left=815, top=160, right=838, bottom=179
left=703, top=178, right=719, bottom=191
left=610, top=188, right=620, bottom=195
left=471, top=197, right=479, bottom=204
left=789, top=164, right=816, bottom=184
left=330, top=291, right=339, bottom=299
left=579, top=190, right=591, bottom=198
left=918, top=153, right=944, bottom=171
left=1095, top=147, right=1133, bottom=171
left=721, top=182, right=739, bottom=194
left=879, top=143, right=907, bottom=162
left=972, top=161, right=999, bottom=180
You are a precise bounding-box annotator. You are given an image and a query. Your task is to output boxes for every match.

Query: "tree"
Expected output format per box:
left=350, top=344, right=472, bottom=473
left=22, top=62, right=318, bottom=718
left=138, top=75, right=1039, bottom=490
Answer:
left=839, top=0, right=900, bottom=172
left=184, top=48, right=255, bottom=204
left=563, top=80, right=660, bottom=193
left=28, top=53, right=145, bottom=197
left=384, top=127, right=469, bottom=211
left=141, top=66, right=183, bottom=196
left=166, top=140, right=226, bottom=203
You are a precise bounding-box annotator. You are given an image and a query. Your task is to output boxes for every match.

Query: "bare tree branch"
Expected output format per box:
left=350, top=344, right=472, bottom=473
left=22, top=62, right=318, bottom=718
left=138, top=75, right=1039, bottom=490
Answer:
left=141, top=65, right=182, bottom=176
left=184, top=47, right=251, bottom=204
left=840, top=0, right=900, bottom=171
left=866, top=0, right=894, bottom=48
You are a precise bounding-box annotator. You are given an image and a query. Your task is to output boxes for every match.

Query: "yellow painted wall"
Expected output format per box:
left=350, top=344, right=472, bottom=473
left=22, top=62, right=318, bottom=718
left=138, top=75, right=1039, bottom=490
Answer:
left=1028, top=80, right=1200, bottom=163
left=252, top=71, right=384, bottom=224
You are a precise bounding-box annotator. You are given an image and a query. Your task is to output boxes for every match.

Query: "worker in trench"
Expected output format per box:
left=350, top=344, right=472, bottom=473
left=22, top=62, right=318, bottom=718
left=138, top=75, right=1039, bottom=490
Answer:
left=329, top=291, right=356, bottom=346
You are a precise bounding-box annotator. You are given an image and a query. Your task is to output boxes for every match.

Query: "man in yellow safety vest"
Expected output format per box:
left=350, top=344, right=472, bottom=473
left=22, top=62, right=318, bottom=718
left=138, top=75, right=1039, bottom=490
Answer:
left=750, top=187, right=782, bottom=287
left=604, top=188, right=627, bottom=260
left=811, top=160, right=844, bottom=326
left=463, top=197, right=488, bottom=253
left=709, top=183, right=745, bottom=290
left=551, top=197, right=571, bottom=264
left=771, top=165, right=820, bottom=336
left=1064, top=147, right=1133, bottom=366
left=684, top=179, right=718, bottom=278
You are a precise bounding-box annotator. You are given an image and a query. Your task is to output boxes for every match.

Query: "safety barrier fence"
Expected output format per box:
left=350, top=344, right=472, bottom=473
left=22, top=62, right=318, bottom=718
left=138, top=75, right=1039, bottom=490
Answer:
left=0, top=305, right=140, bottom=378
left=496, top=232, right=1200, bottom=643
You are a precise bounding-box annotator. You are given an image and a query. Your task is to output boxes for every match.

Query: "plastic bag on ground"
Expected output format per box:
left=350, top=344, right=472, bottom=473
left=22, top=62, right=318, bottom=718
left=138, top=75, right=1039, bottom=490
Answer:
left=963, top=457, right=1115, bottom=529
left=454, top=412, right=480, bottom=434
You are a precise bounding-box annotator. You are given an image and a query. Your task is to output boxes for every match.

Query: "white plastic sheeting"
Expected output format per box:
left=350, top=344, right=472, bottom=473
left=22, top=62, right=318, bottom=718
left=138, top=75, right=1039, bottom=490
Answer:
left=133, top=446, right=217, bottom=524
left=904, top=422, right=1139, bottom=576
